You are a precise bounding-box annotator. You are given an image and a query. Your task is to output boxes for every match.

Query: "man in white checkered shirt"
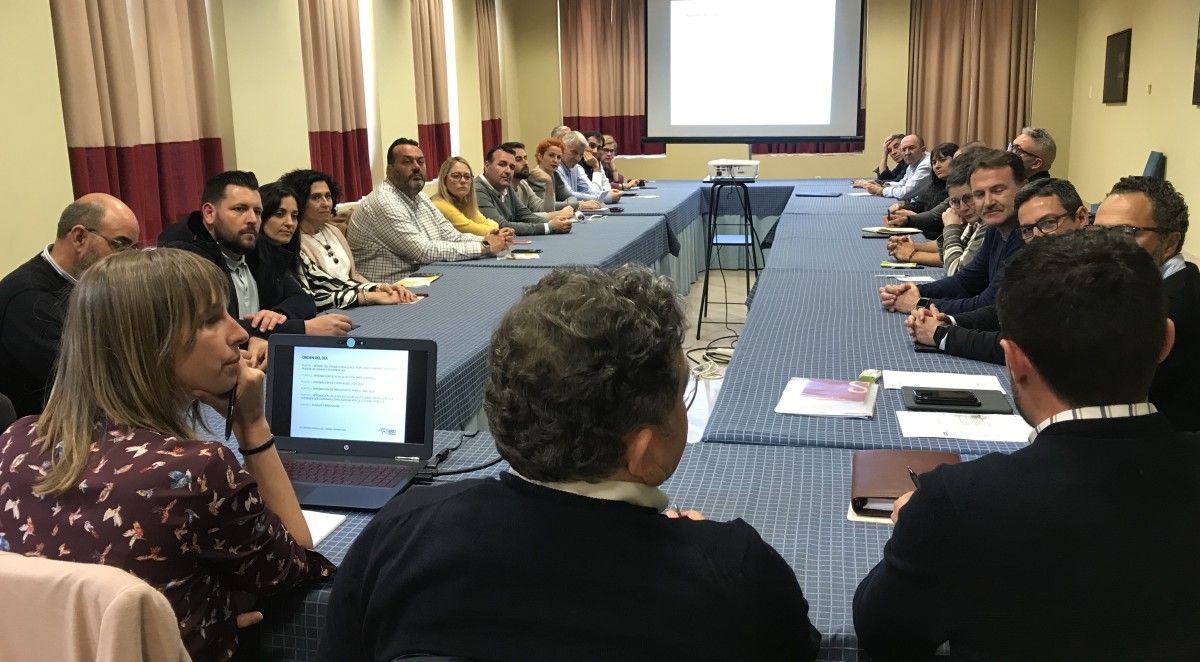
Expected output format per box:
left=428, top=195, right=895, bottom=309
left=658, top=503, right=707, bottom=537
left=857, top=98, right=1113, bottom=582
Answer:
left=349, top=138, right=512, bottom=282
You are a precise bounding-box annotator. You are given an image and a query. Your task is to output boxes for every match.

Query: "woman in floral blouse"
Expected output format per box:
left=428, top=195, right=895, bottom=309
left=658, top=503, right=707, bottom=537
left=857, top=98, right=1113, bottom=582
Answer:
left=0, top=248, right=334, bottom=661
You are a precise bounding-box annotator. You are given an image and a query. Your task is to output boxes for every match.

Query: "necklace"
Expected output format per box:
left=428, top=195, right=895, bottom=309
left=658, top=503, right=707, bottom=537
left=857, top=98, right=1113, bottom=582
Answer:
left=315, top=227, right=339, bottom=264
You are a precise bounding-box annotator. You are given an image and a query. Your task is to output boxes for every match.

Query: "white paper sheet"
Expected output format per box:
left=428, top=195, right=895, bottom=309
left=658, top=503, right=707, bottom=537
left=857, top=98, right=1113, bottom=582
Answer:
left=302, top=510, right=346, bottom=546
left=882, top=370, right=1006, bottom=394
left=895, top=411, right=1031, bottom=444
left=848, top=191, right=874, bottom=196
left=895, top=275, right=935, bottom=283
left=846, top=503, right=894, bottom=525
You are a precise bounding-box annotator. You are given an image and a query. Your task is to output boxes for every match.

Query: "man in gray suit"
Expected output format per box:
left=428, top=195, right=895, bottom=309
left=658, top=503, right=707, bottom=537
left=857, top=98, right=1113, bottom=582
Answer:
left=476, top=145, right=572, bottom=236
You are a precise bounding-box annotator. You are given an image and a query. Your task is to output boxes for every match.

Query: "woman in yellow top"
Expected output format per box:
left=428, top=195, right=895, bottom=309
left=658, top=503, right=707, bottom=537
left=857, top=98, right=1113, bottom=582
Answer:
left=430, top=157, right=499, bottom=236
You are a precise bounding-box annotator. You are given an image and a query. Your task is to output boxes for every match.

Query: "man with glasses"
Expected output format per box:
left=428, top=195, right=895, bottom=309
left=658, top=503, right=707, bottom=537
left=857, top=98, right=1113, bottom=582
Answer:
left=887, top=157, right=986, bottom=273
left=1093, top=176, right=1198, bottom=430
left=1008, top=127, right=1056, bottom=180
left=599, top=134, right=644, bottom=191
left=349, top=138, right=512, bottom=282
left=880, top=149, right=1027, bottom=315
left=0, top=193, right=140, bottom=416
left=906, top=178, right=1089, bottom=363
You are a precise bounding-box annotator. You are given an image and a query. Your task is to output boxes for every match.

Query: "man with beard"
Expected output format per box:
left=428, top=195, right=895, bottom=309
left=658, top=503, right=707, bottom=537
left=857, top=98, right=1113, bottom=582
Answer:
left=160, top=171, right=337, bottom=367
left=349, top=138, right=511, bottom=282
left=505, top=141, right=577, bottom=216
left=475, top=144, right=572, bottom=235
left=879, top=149, right=1027, bottom=315
left=0, top=194, right=139, bottom=416
left=854, top=229, right=1200, bottom=660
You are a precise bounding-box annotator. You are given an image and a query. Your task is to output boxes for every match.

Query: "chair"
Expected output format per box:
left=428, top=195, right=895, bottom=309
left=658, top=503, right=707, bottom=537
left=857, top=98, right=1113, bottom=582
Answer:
left=1143, top=151, right=1166, bottom=179
left=0, top=552, right=189, bottom=662
left=0, top=393, right=15, bottom=432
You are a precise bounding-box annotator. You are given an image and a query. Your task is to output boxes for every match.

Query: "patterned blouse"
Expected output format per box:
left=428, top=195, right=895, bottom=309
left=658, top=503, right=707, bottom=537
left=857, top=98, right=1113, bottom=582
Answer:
left=0, top=416, right=335, bottom=661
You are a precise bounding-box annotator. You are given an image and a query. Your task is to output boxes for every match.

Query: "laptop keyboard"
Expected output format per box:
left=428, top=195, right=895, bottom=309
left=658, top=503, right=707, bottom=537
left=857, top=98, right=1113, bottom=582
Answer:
left=282, top=459, right=416, bottom=488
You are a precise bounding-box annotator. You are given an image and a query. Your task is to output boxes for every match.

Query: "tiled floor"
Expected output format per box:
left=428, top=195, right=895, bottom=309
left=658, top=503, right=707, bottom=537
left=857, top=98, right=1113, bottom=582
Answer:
left=681, top=269, right=753, bottom=442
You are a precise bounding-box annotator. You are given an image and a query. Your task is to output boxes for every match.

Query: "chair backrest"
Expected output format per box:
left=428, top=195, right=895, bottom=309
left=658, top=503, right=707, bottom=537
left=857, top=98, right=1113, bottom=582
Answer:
left=0, top=392, right=15, bottom=433
left=1143, top=151, right=1166, bottom=179
left=0, top=552, right=189, bottom=662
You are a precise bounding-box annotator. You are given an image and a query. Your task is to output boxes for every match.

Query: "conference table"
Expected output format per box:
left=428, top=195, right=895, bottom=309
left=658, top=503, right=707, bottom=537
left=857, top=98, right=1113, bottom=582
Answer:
left=247, top=178, right=1020, bottom=660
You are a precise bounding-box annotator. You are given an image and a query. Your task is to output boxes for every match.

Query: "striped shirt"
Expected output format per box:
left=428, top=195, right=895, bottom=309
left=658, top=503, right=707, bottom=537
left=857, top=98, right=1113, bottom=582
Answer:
left=1030, top=403, right=1158, bottom=442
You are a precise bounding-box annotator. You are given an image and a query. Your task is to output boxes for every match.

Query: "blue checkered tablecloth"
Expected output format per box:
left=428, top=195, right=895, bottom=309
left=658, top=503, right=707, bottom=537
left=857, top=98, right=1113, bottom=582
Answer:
left=255, top=430, right=940, bottom=661
left=340, top=266, right=552, bottom=429
left=614, top=181, right=706, bottom=255
left=433, top=214, right=670, bottom=270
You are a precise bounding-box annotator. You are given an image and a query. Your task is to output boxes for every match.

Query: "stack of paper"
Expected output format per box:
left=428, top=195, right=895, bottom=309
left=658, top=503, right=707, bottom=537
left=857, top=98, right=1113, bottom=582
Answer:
left=301, top=510, right=346, bottom=546
left=775, top=378, right=879, bottom=419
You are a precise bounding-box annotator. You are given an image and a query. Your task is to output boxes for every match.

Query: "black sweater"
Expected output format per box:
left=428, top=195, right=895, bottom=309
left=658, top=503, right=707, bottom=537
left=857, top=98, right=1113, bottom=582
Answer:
left=855, top=414, right=1200, bottom=661
left=1153, top=263, right=1200, bottom=431
left=320, top=472, right=820, bottom=661
left=159, top=213, right=315, bottom=337
left=0, top=254, right=72, bottom=416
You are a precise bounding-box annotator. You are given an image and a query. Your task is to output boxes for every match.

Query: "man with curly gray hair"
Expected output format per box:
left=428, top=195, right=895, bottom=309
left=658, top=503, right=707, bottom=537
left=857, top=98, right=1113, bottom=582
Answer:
left=321, top=264, right=820, bottom=661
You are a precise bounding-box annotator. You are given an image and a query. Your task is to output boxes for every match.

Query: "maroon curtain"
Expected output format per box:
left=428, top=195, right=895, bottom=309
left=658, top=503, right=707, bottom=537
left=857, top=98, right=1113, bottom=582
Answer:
left=309, top=129, right=373, bottom=201
left=482, top=118, right=503, bottom=153
left=750, top=109, right=867, bottom=155
left=417, top=123, right=452, bottom=179
left=69, top=139, right=223, bottom=237
left=562, top=115, right=666, bottom=156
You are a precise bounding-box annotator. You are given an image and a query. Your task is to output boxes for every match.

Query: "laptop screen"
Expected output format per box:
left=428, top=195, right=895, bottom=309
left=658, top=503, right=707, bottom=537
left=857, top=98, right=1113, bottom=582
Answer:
left=266, top=336, right=435, bottom=458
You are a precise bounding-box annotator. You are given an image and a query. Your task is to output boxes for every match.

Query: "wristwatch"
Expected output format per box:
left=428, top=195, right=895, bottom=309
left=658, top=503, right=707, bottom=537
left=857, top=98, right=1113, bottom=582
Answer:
left=932, top=324, right=949, bottom=348
left=917, top=296, right=932, bottom=309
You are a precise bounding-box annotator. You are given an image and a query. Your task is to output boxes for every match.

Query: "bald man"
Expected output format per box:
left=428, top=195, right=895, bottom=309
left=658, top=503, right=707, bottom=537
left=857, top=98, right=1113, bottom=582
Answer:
left=0, top=194, right=140, bottom=416
left=853, top=134, right=933, bottom=202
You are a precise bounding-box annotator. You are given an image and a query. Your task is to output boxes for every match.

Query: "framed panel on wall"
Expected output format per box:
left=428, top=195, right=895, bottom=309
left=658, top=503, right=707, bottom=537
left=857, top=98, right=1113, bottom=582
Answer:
left=1193, top=14, right=1200, bottom=105
left=1103, top=28, right=1132, bottom=104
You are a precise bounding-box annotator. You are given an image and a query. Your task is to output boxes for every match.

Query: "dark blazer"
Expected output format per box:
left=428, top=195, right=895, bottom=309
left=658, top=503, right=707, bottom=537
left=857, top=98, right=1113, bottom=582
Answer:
left=159, top=213, right=315, bottom=337
left=854, top=413, right=1200, bottom=661
left=473, top=176, right=550, bottom=236
left=1153, top=263, right=1200, bottom=431
left=875, top=161, right=908, bottom=182
left=907, top=199, right=948, bottom=240
left=943, top=305, right=1004, bottom=365
left=0, top=254, right=72, bottom=416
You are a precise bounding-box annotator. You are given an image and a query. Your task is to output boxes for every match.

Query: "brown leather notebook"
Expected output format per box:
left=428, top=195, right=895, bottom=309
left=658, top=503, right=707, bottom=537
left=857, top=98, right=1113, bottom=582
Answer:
left=850, top=449, right=961, bottom=517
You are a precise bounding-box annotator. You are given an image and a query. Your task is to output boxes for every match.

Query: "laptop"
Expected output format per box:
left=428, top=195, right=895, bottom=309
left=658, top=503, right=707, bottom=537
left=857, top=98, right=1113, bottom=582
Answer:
left=265, top=335, right=436, bottom=510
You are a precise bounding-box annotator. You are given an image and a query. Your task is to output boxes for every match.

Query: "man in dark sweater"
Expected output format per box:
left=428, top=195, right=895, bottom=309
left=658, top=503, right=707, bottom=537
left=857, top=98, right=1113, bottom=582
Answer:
left=0, top=194, right=139, bottom=417
left=159, top=171, right=347, bottom=365
left=855, top=230, right=1200, bottom=660
left=1093, top=176, right=1199, bottom=431
left=872, top=133, right=907, bottom=182
left=879, top=149, right=1027, bottom=315
left=907, top=178, right=1090, bottom=364
left=320, top=265, right=820, bottom=661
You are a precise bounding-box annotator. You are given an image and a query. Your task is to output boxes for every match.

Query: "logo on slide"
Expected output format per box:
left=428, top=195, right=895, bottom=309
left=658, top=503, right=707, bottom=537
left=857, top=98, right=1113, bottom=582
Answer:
left=378, top=427, right=397, bottom=436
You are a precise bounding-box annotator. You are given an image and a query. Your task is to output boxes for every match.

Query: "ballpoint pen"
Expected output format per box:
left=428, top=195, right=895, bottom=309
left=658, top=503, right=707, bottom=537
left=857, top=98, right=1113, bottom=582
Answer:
left=224, top=383, right=237, bottom=441
left=906, top=466, right=920, bottom=490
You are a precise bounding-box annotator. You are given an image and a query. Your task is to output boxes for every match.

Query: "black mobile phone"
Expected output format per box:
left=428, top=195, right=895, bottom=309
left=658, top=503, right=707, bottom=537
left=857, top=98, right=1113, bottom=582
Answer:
left=913, top=343, right=940, bottom=353
left=913, top=389, right=980, bottom=406
left=512, top=248, right=542, bottom=254
left=607, top=206, right=624, bottom=213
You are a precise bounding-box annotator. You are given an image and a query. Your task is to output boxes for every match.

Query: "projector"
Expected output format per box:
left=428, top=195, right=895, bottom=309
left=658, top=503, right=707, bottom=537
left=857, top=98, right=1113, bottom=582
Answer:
left=706, top=159, right=759, bottom=181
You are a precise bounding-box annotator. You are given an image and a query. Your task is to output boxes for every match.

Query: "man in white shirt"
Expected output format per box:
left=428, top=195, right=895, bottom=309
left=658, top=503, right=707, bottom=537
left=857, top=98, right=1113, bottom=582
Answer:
left=349, top=138, right=511, bottom=282
left=854, top=134, right=932, bottom=203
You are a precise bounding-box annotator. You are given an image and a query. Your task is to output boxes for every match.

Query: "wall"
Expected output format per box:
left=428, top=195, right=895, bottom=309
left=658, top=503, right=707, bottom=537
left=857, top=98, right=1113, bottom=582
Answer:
left=1028, top=0, right=1080, bottom=178
left=210, top=0, right=312, bottom=182
left=498, top=0, right=563, bottom=146
left=1065, top=0, right=1200, bottom=255
left=0, top=2, right=75, bottom=274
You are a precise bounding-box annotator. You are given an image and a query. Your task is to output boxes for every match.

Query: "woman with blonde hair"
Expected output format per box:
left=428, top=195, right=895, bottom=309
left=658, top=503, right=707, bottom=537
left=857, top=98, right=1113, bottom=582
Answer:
left=430, top=156, right=505, bottom=236
left=0, top=248, right=333, bottom=662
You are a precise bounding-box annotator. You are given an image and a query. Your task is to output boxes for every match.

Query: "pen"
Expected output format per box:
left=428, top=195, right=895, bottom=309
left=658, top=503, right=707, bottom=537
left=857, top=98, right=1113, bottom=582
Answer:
left=224, top=383, right=237, bottom=441
left=906, top=466, right=920, bottom=490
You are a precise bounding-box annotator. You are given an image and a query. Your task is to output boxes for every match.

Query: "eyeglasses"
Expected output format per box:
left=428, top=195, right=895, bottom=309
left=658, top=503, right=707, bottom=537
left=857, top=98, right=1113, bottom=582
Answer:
left=1007, top=142, right=1042, bottom=162
left=1085, top=224, right=1174, bottom=238
left=947, top=193, right=974, bottom=208
left=600, top=148, right=616, bottom=154
left=1018, top=212, right=1074, bottom=240
left=446, top=172, right=472, bottom=181
left=87, top=228, right=139, bottom=252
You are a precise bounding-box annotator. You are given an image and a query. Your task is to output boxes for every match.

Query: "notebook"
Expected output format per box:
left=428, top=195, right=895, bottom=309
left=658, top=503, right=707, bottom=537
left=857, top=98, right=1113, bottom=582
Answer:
left=266, top=335, right=437, bottom=510
left=850, top=449, right=961, bottom=520
left=775, top=378, right=879, bottom=419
